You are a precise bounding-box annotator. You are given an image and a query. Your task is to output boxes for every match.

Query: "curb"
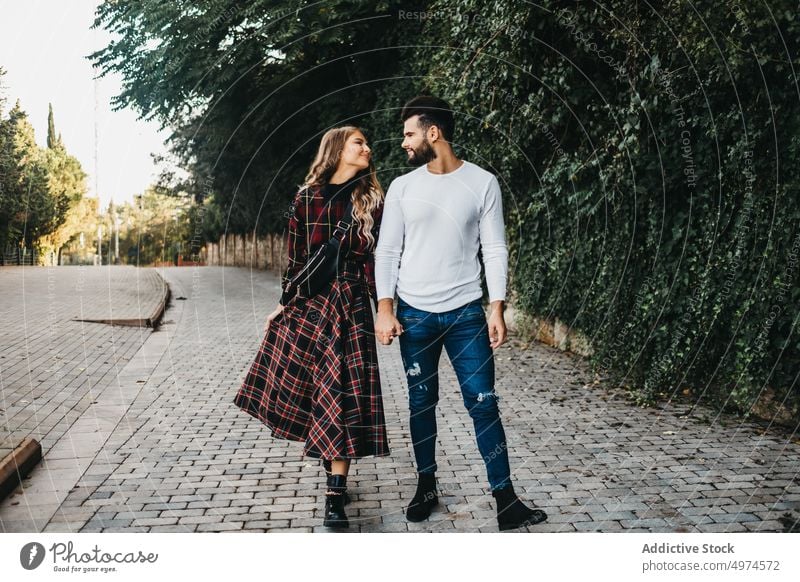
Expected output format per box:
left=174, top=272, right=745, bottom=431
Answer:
left=71, top=269, right=171, bottom=328
left=146, top=270, right=171, bottom=329
left=0, top=438, right=42, bottom=502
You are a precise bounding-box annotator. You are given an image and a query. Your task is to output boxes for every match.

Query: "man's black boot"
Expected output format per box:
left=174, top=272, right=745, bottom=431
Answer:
left=322, top=459, right=351, bottom=505
left=323, top=474, right=349, bottom=529
left=406, top=472, right=438, bottom=522
left=492, top=484, right=548, bottom=531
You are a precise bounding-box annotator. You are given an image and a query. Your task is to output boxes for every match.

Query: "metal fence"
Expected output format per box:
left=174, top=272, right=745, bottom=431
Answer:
left=2, top=247, right=39, bottom=266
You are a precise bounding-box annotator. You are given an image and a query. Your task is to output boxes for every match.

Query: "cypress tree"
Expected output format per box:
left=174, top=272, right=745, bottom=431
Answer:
left=47, top=103, right=57, bottom=149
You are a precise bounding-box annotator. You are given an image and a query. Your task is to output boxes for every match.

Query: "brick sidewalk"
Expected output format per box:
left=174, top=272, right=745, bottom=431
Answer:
left=0, top=266, right=167, bottom=530
left=1, top=266, right=798, bottom=533
left=0, top=265, right=166, bottom=461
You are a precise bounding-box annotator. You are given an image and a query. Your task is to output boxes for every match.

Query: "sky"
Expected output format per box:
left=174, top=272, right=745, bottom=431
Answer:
left=0, top=0, right=172, bottom=211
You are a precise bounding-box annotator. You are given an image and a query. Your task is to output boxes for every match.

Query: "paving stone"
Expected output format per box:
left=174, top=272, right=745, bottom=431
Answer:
left=132, top=517, right=179, bottom=526
left=196, top=521, right=245, bottom=532
left=709, top=512, right=760, bottom=523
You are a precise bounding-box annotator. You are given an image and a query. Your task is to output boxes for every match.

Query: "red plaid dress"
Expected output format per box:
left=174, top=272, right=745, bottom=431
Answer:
left=234, top=182, right=389, bottom=460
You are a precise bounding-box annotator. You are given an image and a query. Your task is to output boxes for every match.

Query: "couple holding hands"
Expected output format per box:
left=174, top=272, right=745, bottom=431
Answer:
left=234, top=95, right=547, bottom=532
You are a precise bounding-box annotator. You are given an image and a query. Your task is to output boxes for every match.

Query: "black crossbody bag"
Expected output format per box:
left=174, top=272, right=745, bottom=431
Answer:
left=283, top=199, right=355, bottom=301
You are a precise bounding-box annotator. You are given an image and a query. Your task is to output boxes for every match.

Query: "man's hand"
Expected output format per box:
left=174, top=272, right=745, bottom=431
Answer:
left=375, top=298, right=404, bottom=345
left=488, top=300, right=507, bottom=350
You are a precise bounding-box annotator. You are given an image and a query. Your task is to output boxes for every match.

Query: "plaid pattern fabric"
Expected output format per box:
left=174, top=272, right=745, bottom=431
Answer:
left=281, top=184, right=381, bottom=304
left=234, top=185, right=389, bottom=459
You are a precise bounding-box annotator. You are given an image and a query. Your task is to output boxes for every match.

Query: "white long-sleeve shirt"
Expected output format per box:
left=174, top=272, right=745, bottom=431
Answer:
left=374, top=160, right=508, bottom=313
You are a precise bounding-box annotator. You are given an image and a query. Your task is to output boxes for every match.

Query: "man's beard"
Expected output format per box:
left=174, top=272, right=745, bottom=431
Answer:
left=406, top=139, right=437, bottom=167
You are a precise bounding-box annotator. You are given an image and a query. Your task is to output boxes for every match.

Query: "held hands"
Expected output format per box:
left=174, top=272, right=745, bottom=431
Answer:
left=375, top=299, right=403, bottom=345
left=264, top=304, right=284, bottom=331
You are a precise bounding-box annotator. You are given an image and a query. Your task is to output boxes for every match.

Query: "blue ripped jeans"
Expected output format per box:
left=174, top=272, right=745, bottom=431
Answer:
left=396, top=297, right=512, bottom=491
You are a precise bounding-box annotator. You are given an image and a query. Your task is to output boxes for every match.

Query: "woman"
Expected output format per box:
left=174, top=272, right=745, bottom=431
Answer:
left=234, top=126, right=388, bottom=529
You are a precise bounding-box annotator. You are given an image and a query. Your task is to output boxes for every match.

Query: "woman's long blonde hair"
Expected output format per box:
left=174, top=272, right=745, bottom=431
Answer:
left=303, top=126, right=384, bottom=248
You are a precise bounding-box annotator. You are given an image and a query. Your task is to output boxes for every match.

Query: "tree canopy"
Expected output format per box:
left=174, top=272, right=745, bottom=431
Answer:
left=0, top=68, right=90, bottom=263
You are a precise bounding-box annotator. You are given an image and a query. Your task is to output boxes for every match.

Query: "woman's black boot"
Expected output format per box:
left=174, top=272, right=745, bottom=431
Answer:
left=321, top=459, right=351, bottom=505
left=406, top=472, right=438, bottom=522
left=323, top=474, right=349, bottom=529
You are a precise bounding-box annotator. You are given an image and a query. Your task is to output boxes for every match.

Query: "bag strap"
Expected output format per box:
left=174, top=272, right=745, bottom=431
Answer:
left=328, top=198, right=355, bottom=243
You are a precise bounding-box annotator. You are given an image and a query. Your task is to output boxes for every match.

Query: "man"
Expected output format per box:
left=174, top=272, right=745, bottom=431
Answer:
left=374, top=95, right=548, bottom=531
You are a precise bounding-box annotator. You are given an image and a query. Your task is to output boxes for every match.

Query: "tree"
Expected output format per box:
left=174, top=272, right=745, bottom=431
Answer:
left=57, top=195, right=99, bottom=265
left=90, top=0, right=429, bottom=238
left=46, top=102, right=60, bottom=149
left=0, top=101, right=52, bottom=254
left=0, top=99, right=88, bottom=263
left=115, top=187, right=190, bottom=266
left=36, top=103, right=88, bottom=263
left=0, top=69, right=20, bottom=258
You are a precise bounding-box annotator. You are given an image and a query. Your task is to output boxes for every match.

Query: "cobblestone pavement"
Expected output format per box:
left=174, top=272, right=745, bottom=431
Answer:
left=0, top=266, right=167, bottom=530
left=0, top=265, right=166, bottom=460
left=1, top=266, right=798, bottom=533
